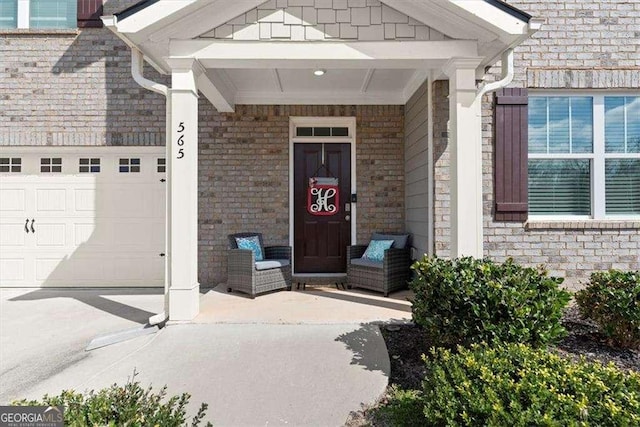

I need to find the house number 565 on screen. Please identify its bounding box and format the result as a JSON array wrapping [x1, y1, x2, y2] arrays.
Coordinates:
[[176, 122, 185, 159]]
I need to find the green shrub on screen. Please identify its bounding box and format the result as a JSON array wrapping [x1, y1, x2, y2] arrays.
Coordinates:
[[575, 269, 640, 349], [419, 343, 640, 426], [372, 386, 424, 427], [13, 372, 212, 427], [410, 256, 570, 347]]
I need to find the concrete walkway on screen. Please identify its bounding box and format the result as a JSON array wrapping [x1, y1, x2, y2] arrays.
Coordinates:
[[0, 286, 408, 426], [197, 284, 412, 324]]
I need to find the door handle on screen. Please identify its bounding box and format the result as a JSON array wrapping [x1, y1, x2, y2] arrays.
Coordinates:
[[30, 219, 35, 233], [345, 215, 350, 222], [25, 219, 30, 233]]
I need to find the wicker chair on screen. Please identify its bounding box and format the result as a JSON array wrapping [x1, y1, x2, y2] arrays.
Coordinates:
[[346, 232, 412, 297], [227, 233, 292, 298]]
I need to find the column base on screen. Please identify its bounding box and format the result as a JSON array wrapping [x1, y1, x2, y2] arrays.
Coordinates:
[[168, 282, 200, 321]]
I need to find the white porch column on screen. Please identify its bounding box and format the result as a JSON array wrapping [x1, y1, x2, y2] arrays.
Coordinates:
[[443, 58, 484, 258], [166, 59, 201, 321]]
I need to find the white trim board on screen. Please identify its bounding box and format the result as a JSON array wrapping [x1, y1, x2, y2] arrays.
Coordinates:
[[288, 116, 357, 274], [0, 146, 165, 155]]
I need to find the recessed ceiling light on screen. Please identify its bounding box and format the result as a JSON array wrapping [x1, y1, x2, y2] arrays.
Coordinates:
[[314, 69, 326, 76]]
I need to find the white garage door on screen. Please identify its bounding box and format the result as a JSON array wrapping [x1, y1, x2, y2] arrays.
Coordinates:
[[0, 148, 166, 287]]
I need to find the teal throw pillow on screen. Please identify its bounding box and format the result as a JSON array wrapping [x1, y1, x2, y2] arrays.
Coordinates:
[[235, 236, 264, 261], [362, 239, 394, 261]]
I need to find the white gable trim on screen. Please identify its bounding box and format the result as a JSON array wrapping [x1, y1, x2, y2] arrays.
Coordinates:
[[170, 40, 478, 69]]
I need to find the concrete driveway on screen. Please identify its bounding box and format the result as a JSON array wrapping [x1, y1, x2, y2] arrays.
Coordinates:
[[0, 288, 163, 403], [0, 286, 406, 426]]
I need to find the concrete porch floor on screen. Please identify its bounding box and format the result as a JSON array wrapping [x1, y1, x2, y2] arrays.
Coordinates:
[[2, 286, 408, 425], [195, 284, 413, 324]]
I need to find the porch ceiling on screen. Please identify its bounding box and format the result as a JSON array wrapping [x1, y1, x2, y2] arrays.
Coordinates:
[[103, 0, 540, 112]]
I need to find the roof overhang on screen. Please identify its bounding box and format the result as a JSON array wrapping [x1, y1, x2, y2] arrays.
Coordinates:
[[102, 0, 541, 111]]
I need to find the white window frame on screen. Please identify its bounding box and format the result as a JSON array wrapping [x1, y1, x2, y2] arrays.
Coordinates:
[[14, 0, 76, 29], [529, 91, 640, 220], [17, 0, 29, 28]]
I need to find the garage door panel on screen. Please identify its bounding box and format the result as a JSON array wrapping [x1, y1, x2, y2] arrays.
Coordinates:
[[0, 188, 26, 213], [35, 223, 66, 246], [114, 255, 163, 281], [74, 188, 96, 212], [112, 188, 153, 218], [150, 220, 165, 246], [35, 257, 64, 282], [113, 220, 163, 247], [73, 221, 113, 247], [150, 189, 165, 216], [0, 259, 25, 282], [35, 256, 109, 284], [36, 188, 66, 212], [0, 222, 27, 246], [70, 257, 111, 282]]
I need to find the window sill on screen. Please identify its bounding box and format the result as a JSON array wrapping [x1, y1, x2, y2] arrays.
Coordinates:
[[0, 29, 79, 36], [525, 219, 640, 230]]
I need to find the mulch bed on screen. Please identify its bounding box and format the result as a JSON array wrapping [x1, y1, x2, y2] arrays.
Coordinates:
[[344, 304, 639, 426]]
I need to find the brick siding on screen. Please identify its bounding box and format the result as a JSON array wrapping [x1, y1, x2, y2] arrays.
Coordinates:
[[0, 28, 167, 146], [198, 103, 404, 286], [431, 0, 640, 288]]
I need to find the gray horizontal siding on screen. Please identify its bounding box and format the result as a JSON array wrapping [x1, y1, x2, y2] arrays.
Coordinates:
[[404, 80, 430, 259]]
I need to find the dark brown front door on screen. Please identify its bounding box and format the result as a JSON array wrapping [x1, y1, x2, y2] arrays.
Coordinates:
[[294, 143, 351, 273]]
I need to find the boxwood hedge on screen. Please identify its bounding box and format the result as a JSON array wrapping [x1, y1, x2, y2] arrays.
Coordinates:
[[576, 269, 640, 349], [410, 256, 571, 347]]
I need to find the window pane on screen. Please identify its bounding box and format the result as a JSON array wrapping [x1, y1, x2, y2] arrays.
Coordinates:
[[548, 97, 570, 153], [0, 0, 17, 29], [314, 127, 331, 136], [30, 0, 76, 29], [605, 97, 626, 153], [529, 96, 593, 154], [628, 97, 640, 153], [529, 159, 591, 215], [571, 97, 593, 153], [296, 127, 312, 137], [606, 159, 640, 214], [528, 97, 547, 153], [605, 96, 640, 153]]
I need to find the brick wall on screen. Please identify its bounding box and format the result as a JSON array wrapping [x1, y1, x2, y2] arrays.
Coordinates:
[[433, 80, 450, 257], [432, 0, 640, 288], [198, 104, 405, 286], [0, 28, 167, 146]]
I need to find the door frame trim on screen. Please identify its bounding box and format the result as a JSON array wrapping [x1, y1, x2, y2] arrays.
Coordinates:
[[289, 116, 357, 274]]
